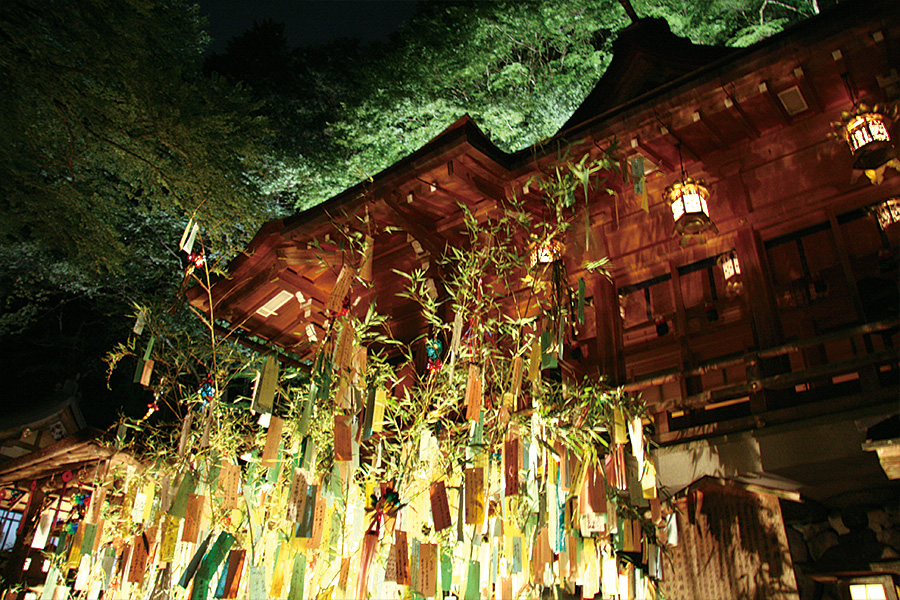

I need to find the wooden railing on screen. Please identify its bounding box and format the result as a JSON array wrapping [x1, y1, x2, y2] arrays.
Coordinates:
[[626, 318, 900, 443]]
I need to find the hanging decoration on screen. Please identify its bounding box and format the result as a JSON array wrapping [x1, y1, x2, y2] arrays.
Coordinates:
[[529, 237, 565, 268], [833, 103, 896, 170], [667, 143, 715, 237], [43, 149, 680, 600], [718, 250, 743, 296], [425, 337, 444, 374], [874, 197, 900, 231]]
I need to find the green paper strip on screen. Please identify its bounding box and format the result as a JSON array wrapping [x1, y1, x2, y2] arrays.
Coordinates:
[[178, 532, 211, 588], [297, 384, 316, 436], [578, 278, 585, 325], [169, 471, 196, 519], [463, 560, 480, 600], [301, 437, 315, 471], [79, 523, 97, 555], [207, 452, 220, 489], [299, 485, 317, 538], [540, 330, 557, 369], [55, 531, 68, 556], [200, 532, 235, 578], [441, 550, 452, 592], [410, 538, 420, 593], [361, 387, 376, 440], [132, 357, 145, 384], [287, 553, 306, 600], [143, 336, 156, 361]]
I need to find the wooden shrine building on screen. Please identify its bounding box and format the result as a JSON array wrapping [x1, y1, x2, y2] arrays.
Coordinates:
[[190, 1, 899, 598]]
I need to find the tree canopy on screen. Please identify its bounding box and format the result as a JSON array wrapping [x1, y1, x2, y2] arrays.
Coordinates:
[[0, 0, 818, 429]]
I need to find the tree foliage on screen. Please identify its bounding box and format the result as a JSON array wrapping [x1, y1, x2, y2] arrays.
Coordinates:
[[0, 0, 271, 275]]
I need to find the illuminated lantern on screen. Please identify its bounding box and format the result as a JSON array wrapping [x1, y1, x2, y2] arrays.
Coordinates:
[[718, 250, 743, 296], [874, 197, 900, 231], [529, 238, 565, 267], [666, 178, 713, 235], [836, 104, 895, 170]]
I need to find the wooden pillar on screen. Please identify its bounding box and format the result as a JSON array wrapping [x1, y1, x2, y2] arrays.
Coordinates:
[[668, 261, 701, 397], [1, 485, 45, 592], [735, 227, 789, 413], [592, 276, 625, 386]]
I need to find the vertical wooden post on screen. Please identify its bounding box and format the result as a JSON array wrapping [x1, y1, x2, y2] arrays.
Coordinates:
[[592, 276, 625, 386], [735, 227, 788, 414], [1, 485, 45, 593]]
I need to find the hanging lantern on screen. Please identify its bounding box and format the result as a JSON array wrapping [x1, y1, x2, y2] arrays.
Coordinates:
[[874, 197, 900, 230], [666, 178, 713, 235], [835, 104, 895, 170], [529, 238, 565, 267], [718, 251, 741, 281], [718, 250, 743, 296]]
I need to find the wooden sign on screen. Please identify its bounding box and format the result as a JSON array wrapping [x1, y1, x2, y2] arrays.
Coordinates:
[[85, 486, 106, 524], [127, 535, 148, 584], [429, 481, 452, 532], [252, 355, 278, 415], [333, 414, 352, 461], [335, 322, 355, 372], [308, 495, 327, 549], [360, 235, 374, 281], [337, 557, 351, 593], [395, 530, 411, 586], [504, 438, 519, 497], [261, 415, 284, 469], [508, 356, 523, 395], [465, 364, 482, 420], [384, 537, 398, 582], [327, 265, 355, 312], [140, 359, 154, 387], [218, 462, 241, 510], [418, 543, 437, 598], [372, 389, 386, 433], [286, 469, 308, 523], [181, 493, 205, 543], [464, 467, 484, 525], [222, 549, 246, 599], [159, 515, 179, 563], [586, 464, 605, 513]]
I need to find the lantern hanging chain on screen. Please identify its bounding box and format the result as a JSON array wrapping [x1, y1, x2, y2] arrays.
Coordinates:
[[677, 143, 686, 182], [840, 71, 858, 109]]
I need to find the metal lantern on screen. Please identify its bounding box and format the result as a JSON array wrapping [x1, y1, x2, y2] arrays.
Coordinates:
[[718, 250, 743, 296], [529, 238, 564, 268], [874, 197, 900, 230], [838, 104, 895, 170], [666, 178, 713, 235], [718, 251, 741, 281]]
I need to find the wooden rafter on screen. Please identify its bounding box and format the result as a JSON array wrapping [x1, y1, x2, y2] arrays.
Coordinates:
[[382, 193, 449, 263]]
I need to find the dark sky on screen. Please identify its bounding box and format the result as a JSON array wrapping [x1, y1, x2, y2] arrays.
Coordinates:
[[198, 0, 420, 53]]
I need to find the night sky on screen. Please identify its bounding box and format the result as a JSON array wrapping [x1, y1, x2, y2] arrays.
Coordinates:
[[198, 0, 420, 52]]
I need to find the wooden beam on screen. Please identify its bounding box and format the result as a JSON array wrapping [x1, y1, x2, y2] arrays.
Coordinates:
[[723, 90, 761, 139], [382, 193, 448, 262], [692, 111, 728, 148], [211, 263, 279, 313], [793, 66, 824, 113], [633, 138, 675, 173], [448, 159, 508, 202], [212, 323, 310, 370], [277, 268, 329, 305], [759, 81, 792, 126]]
